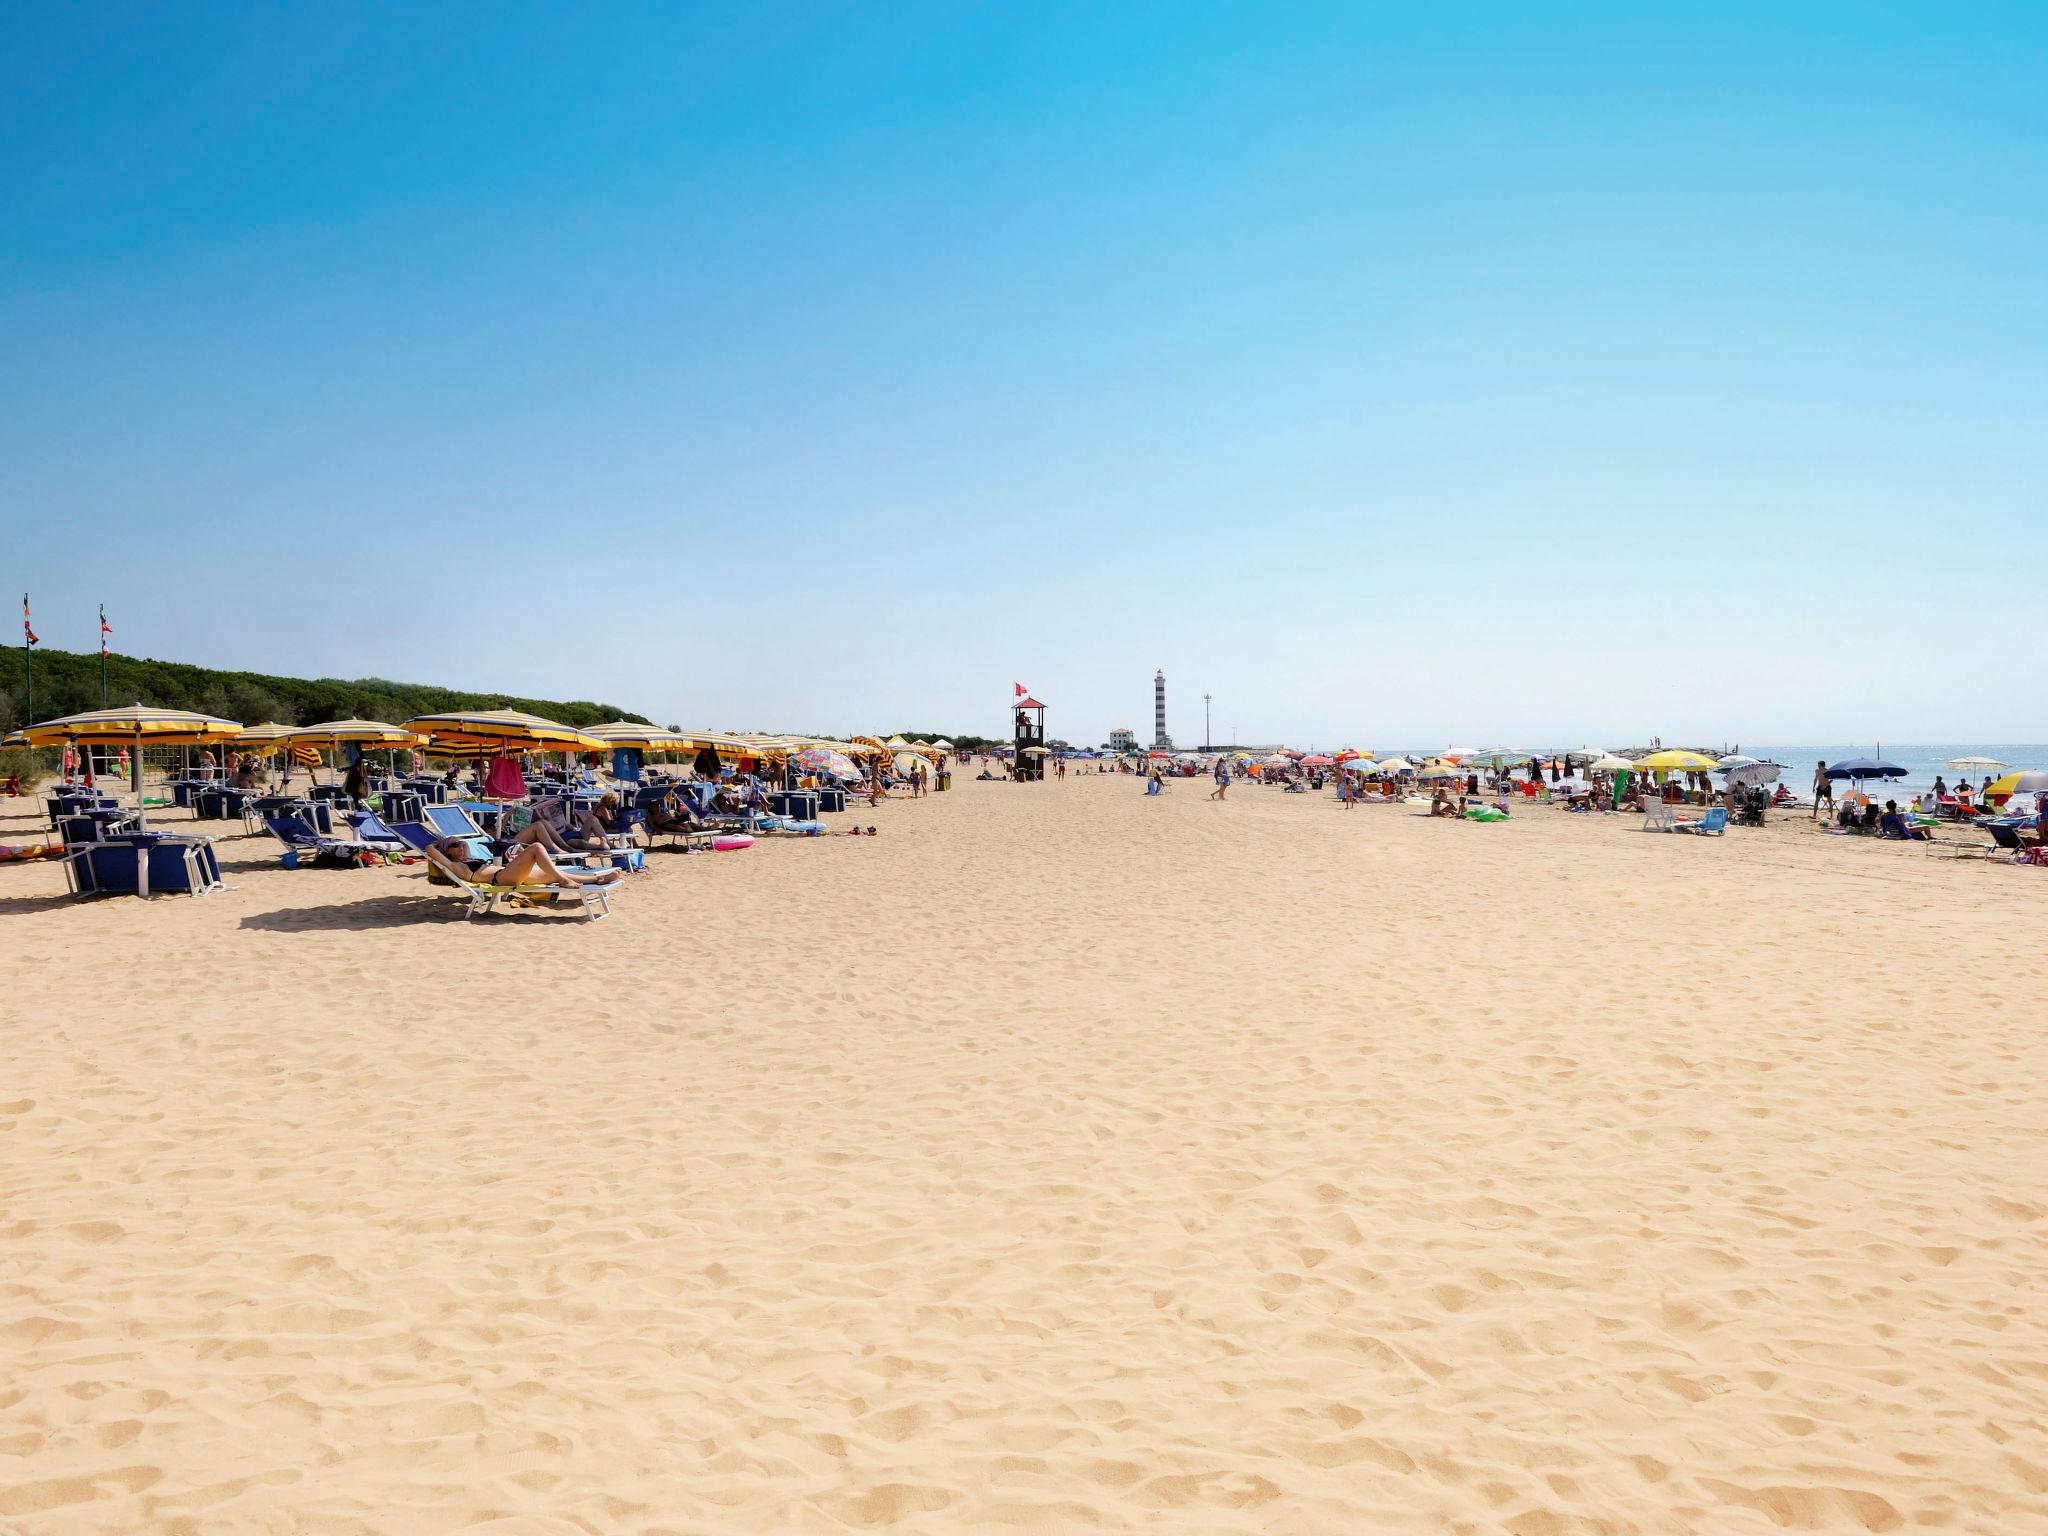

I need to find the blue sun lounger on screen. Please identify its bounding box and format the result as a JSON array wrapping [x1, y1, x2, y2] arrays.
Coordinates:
[[265, 811, 383, 868]]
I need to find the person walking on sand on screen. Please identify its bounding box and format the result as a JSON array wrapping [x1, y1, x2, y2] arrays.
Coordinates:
[[1812, 760, 1834, 822], [1209, 758, 1229, 801]]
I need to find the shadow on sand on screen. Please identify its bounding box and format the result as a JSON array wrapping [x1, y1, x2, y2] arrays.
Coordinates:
[[239, 893, 449, 932]]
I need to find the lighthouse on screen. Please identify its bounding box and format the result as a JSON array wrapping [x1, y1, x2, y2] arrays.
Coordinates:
[[1153, 670, 1172, 749]]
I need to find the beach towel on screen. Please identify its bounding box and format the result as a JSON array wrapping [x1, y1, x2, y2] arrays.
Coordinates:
[[483, 755, 525, 800]]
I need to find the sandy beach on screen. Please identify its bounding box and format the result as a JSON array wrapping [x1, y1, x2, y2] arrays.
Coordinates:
[[3, 774, 2046, 1534]]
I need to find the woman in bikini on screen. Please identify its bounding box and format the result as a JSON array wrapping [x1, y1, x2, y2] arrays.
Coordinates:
[[430, 837, 620, 889]]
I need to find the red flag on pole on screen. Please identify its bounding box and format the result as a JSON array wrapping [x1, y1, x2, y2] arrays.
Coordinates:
[[100, 605, 111, 656], [1014, 682, 1026, 696], [22, 594, 36, 646]]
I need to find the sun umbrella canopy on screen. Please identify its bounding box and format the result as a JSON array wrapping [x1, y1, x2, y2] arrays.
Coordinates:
[[20, 704, 242, 746], [232, 721, 300, 746], [1587, 754, 1635, 773], [287, 719, 422, 747], [402, 709, 603, 751], [1465, 748, 1530, 768], [795, 747, 860, 777], [1260, 753, 1293, 768], [1299, 754, 1335, 766], [1374, 756, 1415, 774], [1986, 770, 2048, 797], [1637, 750, 1720, 772], [1946, 755, 2008, 771], [1725, 762, 1782, 789], [1826, 757, 1907, 781], [578, 721, 690, 751], [1418, 763, 1463, 780]]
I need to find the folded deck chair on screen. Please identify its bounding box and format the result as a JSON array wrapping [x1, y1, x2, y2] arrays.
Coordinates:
[[419, 843, 613, 921]]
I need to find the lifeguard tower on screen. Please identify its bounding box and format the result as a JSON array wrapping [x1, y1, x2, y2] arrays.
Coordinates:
[[1013, 694, 1047, 781]]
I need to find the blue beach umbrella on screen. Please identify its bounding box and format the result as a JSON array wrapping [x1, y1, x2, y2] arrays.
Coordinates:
[[1826, 757, 1907, 782]]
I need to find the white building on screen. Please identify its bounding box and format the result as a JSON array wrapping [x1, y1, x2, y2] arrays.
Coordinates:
[[1108, 727, 1137, 753]]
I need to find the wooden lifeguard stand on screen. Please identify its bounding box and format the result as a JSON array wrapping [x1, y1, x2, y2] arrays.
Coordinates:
[[1013, 695, 1047, 781]]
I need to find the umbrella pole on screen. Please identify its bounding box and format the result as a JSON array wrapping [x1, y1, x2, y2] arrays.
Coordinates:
[[134, 723, 146, 831]]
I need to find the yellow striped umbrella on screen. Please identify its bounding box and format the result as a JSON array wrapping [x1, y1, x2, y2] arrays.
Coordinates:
[[20, 704, 243, 827], [285, 719, 422, 747], [401, 709, 604, 753], [582, 721, 691, 751], [233, 721, 299, 747]]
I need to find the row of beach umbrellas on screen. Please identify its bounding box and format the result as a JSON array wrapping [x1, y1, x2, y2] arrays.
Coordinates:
[[9, 704, 944, 826]]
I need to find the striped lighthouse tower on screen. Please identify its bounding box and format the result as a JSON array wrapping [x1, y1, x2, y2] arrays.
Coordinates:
[[1153, 670, 1171, 749]]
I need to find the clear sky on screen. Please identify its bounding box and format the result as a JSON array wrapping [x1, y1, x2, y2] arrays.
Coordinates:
[[4, 3, 2043, 746]]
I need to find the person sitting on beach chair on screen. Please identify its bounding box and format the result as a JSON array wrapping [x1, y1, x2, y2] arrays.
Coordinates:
[[429, 836, 621, 890], [1877, 800, 1929, 841]]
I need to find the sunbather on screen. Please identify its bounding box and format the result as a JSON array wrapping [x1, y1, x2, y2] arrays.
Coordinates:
[[1877, 801, 1927, 840], [430, 836, 620, 888]]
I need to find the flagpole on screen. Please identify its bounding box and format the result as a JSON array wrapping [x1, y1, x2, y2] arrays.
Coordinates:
[[21, 594, 31, 723], [99, 604, 108, 707]]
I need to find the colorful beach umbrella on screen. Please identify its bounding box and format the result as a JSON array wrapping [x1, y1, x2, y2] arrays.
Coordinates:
[[1300, 754, 1335, 767], [1985, 770, 2048, 798], [795, 747, 860, 778]]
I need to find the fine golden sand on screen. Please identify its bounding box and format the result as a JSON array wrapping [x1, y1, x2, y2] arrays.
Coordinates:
[[3, 775, 2046, 1534]]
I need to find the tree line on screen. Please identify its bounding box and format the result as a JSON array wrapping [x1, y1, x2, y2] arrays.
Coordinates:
[[2, 646, 648, 735]]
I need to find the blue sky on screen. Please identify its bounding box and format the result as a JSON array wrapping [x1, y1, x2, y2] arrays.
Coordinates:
[[4, 2, 2043, 745]]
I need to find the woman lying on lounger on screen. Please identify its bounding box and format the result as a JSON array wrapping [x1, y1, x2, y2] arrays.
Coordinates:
[[429, 836, 621, 888]]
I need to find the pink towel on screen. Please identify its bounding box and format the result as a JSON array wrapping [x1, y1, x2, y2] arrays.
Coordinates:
[[483, 755, 526, 800]]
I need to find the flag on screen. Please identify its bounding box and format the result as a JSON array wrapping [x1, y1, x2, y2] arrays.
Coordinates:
[[22, 594, 36, 646], [99, 604, 111, 656], [1014, 682, 1026, 696]]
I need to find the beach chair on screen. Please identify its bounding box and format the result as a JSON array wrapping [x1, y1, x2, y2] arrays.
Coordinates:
[[343, 810, 411, 853], [264, 811, 383, 868], [1980, 823, 2030, 863], [1640, 801, 1679, 832], [1924, 827, 2000, 860], [420, 802, 498, 859], [1673, 806, 1728, 836], [419, 843, 613, 922]]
